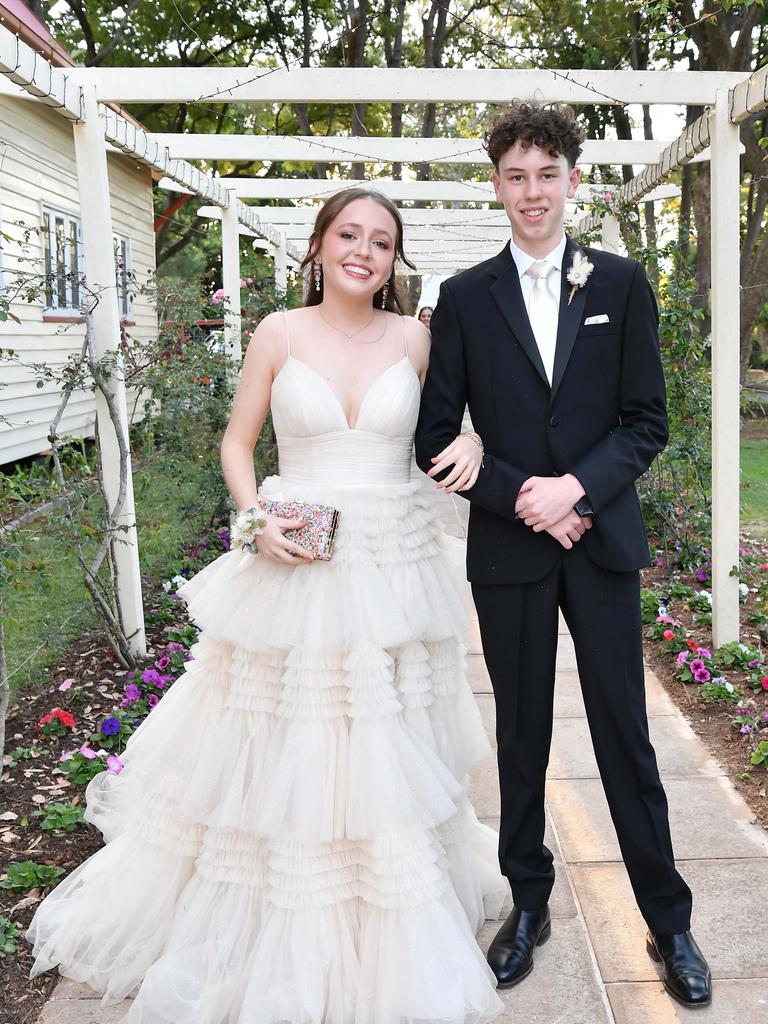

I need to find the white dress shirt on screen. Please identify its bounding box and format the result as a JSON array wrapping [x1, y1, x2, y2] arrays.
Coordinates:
[[509, 234, 567, 312], [508, 235, 567, 384]]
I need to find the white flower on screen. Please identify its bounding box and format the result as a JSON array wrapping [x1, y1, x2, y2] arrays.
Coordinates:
[[566, 249, 594, 304], [724, 681, 734, 693], [232, 508, 268, 549], [696, 590, 713, 605], [739, 582, 749, 596], [657, 605, 666, 618]]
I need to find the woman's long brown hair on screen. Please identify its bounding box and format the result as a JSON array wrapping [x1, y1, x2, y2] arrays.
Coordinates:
[[299, 188, 416, 313]]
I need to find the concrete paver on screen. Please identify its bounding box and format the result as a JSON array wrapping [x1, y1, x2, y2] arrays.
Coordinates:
[[606, 979, 768, 1024]]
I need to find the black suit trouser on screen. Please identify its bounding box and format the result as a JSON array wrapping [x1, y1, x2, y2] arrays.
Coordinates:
[[471, 542, 693, 935]]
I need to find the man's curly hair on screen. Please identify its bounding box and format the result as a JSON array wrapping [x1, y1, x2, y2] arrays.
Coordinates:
[[484, 101, 585, 169]]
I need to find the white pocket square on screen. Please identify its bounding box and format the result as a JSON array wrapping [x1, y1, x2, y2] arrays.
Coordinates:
[[584, 314, 610, 325]]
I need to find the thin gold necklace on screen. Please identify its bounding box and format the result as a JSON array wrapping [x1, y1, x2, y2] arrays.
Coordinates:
[[318, 306, 376, 339]]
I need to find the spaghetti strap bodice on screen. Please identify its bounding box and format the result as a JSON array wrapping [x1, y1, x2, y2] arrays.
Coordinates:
[[271, 316, 420, 487]]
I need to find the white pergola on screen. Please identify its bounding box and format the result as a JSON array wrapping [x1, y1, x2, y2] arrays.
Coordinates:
[[1, 24, 763, 655]]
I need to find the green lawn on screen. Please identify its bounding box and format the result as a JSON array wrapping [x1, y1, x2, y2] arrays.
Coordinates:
[[3, 456, 215, 695], [741, 427, 768, 537]]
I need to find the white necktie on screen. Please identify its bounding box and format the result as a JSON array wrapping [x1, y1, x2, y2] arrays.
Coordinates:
[[525, 260, 559, 385]]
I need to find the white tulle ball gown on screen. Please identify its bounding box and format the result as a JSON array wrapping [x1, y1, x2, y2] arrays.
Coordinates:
[[26, 322, 509, 1024]]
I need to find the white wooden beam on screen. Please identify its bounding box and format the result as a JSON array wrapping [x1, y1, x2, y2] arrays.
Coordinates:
[[274, 233, 288, 301], [77, 67, 748, 106], [151, 133, 726, 166], [600, 214, 621, 254], [0, 23, 82, 120], [72, 84, 145, 656], [221, 195, 242, 362], [729, 62, 768, 125], [710, 89, 742, 646], [215, 207, 509, 226], [212, 178, 681, 204]]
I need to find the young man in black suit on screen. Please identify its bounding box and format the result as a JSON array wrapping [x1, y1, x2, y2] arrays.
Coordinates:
[[414, 102, 712, 1009]]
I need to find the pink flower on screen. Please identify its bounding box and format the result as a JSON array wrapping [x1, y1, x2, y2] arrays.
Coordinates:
[[761, 677, 768, 692], [166, 642, 184, 651], [604, 193, 613, 203], [58, 678, 74, 692], [696, 648, 712, 661], [106, 754, 124, 775], [78, 745, 98, 760], [147, 692, 160, 708], [689, 659, 705, 673], [156, 656, 170, 671], [210, 287, 225, 305], [663, 629, 675, 641], [676, 651, 689, 666], [694, 668, 711, 683]]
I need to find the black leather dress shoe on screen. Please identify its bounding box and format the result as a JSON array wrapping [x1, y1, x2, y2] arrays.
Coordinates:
[[487, 905, 551, 988], [646, 930, 712, 1008]]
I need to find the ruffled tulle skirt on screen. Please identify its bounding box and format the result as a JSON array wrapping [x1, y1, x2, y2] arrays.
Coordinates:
[[27, 476, 509, 1023]]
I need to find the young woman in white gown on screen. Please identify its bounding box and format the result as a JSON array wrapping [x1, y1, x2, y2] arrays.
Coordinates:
[[27, 188, 509, 1024]]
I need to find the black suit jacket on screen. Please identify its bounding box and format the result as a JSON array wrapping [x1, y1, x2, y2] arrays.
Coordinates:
[[414, 235, 668, 585]]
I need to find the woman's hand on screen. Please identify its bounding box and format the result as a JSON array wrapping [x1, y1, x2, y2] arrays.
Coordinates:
[[254, 515, 313, 564], [427, 434, 483, 493]]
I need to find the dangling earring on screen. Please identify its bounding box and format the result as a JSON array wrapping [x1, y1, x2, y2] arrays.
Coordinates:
[[381, 279, 389, 309], [313, 258, 322, 292]]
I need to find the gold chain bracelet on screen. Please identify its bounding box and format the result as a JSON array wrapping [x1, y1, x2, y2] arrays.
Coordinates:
[[460, 430, 485, 468]]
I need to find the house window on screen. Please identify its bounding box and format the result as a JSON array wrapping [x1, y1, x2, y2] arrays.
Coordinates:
[[114, 233, 133, 319], [42, 207, 83, 313]]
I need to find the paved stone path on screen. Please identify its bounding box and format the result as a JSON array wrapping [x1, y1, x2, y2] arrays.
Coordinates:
[[37, 486, 768, 1023]]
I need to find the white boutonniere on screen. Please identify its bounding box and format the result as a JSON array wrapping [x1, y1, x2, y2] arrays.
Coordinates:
[[232, 506, 268, 553], [566, 249, 594, 305]]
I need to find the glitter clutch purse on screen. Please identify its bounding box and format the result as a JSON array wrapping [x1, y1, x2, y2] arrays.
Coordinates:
[[259, 498, 340, 561]]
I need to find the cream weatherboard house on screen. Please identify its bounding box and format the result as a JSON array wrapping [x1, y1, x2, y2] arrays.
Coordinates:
[[0, 0, 157, 465]]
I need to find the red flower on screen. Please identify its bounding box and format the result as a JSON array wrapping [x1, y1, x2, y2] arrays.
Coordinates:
[[761, 677, 768, 692], [686, 639, 699, 652], [759, 564, 768, 570], [38, 713, 52, 726], [663, 629, 675, 641], [51, 709, 75, 728]]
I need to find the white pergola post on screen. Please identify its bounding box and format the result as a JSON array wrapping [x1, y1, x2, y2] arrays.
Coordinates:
[[274, 232, 288, 306], [600, 214, 620, 254], [72, 83, 146, 656], [710, 88, 741, 645], [221, 193, 242, 361]]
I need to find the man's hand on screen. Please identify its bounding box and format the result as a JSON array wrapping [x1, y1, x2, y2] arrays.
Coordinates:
[[546, 510, 593, 550], [515, 474, 587, 531]]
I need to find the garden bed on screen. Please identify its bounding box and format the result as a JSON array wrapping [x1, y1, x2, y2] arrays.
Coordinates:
[[640, 541, 768, 832]]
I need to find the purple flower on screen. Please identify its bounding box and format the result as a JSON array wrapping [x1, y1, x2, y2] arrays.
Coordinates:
[[100, 716, 120, 736], [696, 648, 712, 661], [142, 668, 164, 687], [166, 642, 184, 651], [763, 712, 768, 724], [79, 744, 98, 759], [736, 708, 750, 716], [156, 656, 170, 671], [740, 724, 753, 734], [748, 659, 761, 669], [696, 570, 709, 583], [693, 668, 711, 683], [147, 693, 160, 708], [676, 651, 689, 666], [660, 596, 670, 606], [689, 659, 705, 673], [124, 683, 141, 703]]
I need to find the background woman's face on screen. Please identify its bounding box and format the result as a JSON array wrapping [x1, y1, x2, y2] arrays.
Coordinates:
[[419, 307, 433, 327]]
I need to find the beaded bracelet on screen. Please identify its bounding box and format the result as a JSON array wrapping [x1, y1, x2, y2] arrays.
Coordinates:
[[461, 431, 485, 468]]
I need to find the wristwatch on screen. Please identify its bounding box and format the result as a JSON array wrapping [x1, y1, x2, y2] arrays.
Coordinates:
[[574, 497, 594, 518]]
